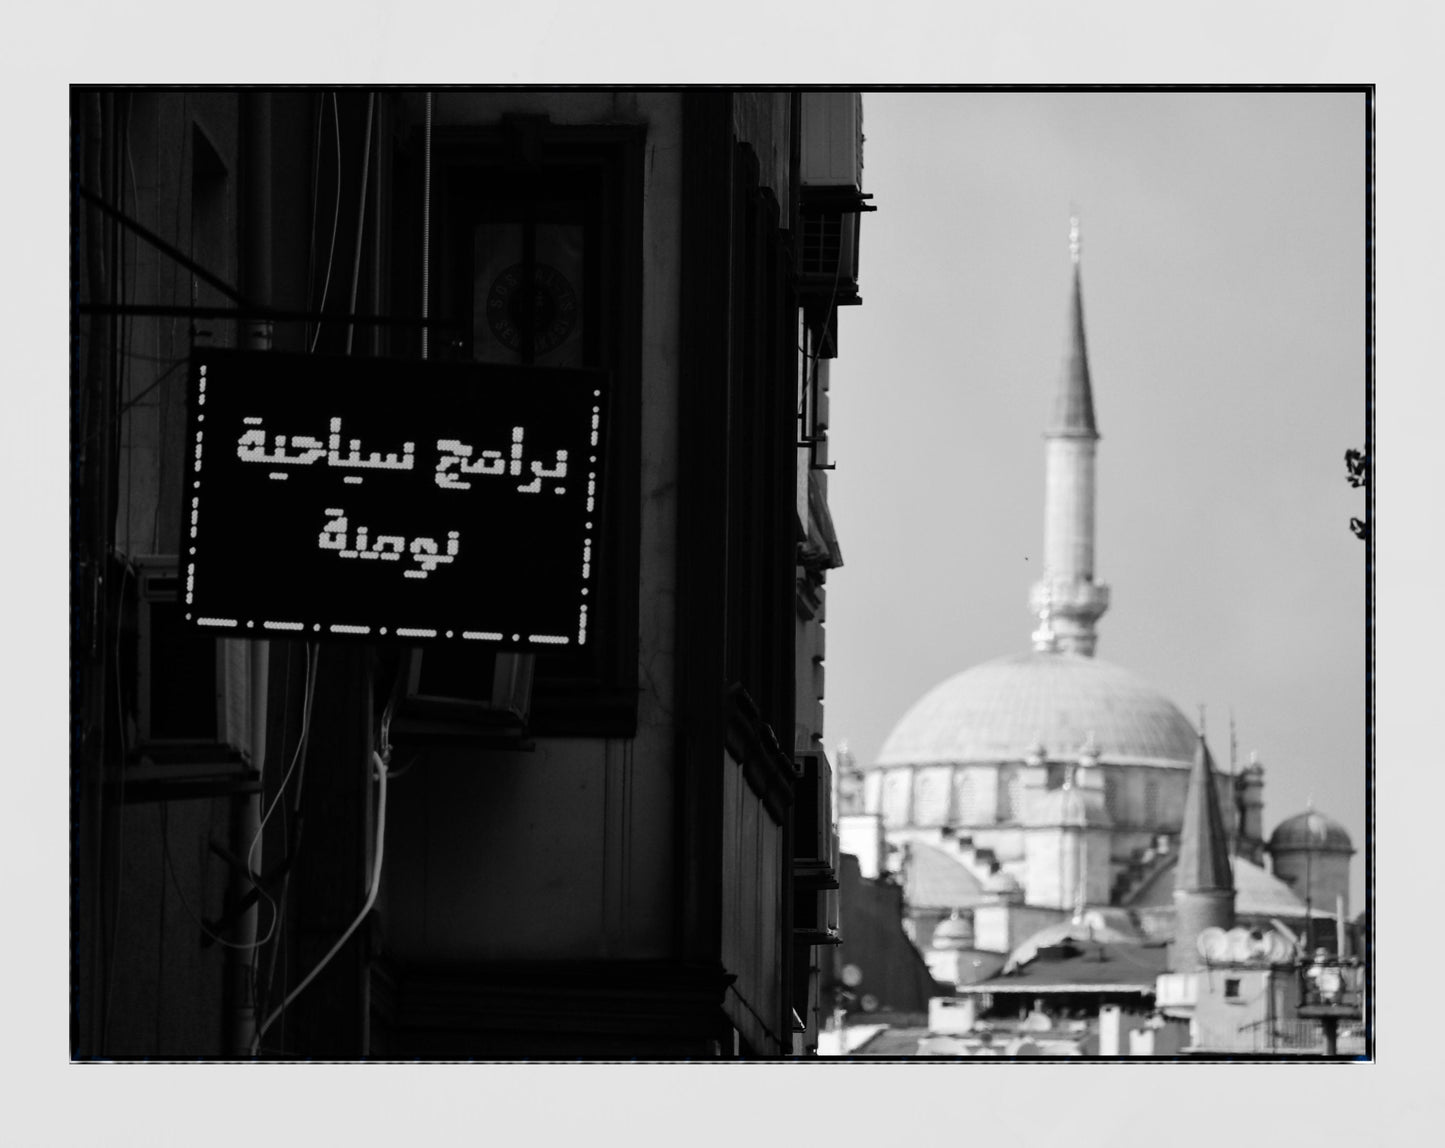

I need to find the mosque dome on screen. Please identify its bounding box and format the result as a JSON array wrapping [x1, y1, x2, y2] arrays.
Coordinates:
[[874, 651, 1197, 769], [1268, 810, 1354, 855]]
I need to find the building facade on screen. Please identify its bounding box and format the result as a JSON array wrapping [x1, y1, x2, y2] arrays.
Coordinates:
[[72, 88, 869, 1059]]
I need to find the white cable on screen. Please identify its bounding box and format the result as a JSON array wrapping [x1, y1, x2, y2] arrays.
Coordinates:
[[208, 642, 315, 956], [246, 644, 316, 889], [251, 750, 389, 1056]]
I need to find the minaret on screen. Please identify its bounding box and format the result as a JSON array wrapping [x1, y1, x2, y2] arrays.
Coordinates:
[[1170, 734, 1236, 973], [1030, 214, 1110, 656]]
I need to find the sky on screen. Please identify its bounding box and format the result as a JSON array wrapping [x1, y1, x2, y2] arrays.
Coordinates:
[[823, 91, 1367, 909]]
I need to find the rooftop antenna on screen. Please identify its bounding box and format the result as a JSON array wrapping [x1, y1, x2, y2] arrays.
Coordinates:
[[1228, 709, 1239, 856]]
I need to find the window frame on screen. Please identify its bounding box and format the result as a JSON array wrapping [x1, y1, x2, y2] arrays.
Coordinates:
[[397, 117, 645, 737]]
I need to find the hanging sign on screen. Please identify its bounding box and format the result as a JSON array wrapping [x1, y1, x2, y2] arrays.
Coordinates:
[[181, 349, 607, 649]]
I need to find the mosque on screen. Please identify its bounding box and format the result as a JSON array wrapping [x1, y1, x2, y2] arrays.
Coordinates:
[[831, 222, 1357, 1051]]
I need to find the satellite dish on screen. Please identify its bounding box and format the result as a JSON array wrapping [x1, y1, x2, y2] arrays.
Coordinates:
[[1197, 926, 1228, 962], [841, 963, 864, 988], [1260, 931, 1293, 965], [860, 993, 879, 1013]]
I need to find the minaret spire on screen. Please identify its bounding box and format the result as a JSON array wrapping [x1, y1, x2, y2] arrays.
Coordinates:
[[1030, 212, 1110, 655]]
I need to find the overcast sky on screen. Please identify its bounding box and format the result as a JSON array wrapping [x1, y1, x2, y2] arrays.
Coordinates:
[[825, 91, 1367, 908]]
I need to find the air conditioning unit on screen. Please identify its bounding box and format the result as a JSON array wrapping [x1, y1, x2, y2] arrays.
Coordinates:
[[131, 555, 253, 767], [801, 92, 863, 190], [388, 646, 534, 746], [798, 92, 872, 310]]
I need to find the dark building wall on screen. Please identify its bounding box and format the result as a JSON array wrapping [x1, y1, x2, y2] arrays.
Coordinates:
[[828, 854, 944, 1016], [74, 89, 252, 1058], [74, 87, 856, 1060]]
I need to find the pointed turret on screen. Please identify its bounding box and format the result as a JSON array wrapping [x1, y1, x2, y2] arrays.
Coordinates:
[[1030, 213, 1110, 655], [1170, 734, 1237, 972], [1177, 735, 1235, 893]]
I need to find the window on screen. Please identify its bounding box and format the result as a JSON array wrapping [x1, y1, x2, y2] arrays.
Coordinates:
[[403, 118, 644, 736], [1224, 978, 1241, 1000], [954, 769, 986, 825], [881, 769, 912, 828], [1143, 777, 1161, 827], [1104, 773, 1122, 822], [997, 766, 1024, 823]]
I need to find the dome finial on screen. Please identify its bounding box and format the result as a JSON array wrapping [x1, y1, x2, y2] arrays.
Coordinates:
[[1069, 207, 1081, 265]]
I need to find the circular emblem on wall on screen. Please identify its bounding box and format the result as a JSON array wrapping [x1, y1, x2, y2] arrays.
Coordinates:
[[485, 262, 579, 355]]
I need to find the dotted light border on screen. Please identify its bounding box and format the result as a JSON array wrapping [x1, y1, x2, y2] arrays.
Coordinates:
[[189, 358, 595, 648]]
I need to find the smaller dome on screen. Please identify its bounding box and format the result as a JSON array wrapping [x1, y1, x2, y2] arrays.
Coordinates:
[[1269, 810, 1354, 855], [932, 912, 975, 951], [983, 869, 1023, 903]]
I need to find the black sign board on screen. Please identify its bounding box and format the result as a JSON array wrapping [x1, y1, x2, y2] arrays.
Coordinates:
[[182, 349, 607, 650]]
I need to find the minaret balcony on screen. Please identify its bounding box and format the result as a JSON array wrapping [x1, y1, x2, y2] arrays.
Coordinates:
[[1029, 579, 1110, 622]]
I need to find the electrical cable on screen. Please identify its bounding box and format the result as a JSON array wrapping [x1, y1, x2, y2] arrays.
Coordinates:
[[304, 93, 324, 351], [252, 642, 319, 1034], [100, 93, 135, 1053], [153, 646, 319, 960], [158, 103, 187, 559], [344, 92, 376, 356], [245, 644, 317, 895], [157, 794, 268, 952], [254, 640, 296, 1022], [421, 91, 433, 360], [252, 688, 283, 1031], [117, 357, 186, 415], [81, 89, 110, 1054], [251, 749, 389, 1055], [309, 93, 342, 354], [75, 354, 184, 449], [100, 560, 131, 1051]]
